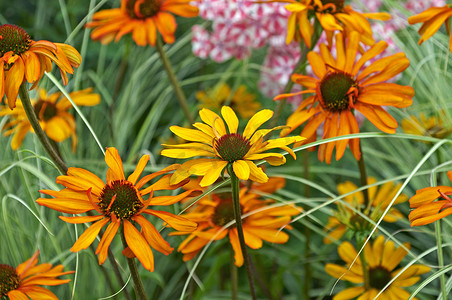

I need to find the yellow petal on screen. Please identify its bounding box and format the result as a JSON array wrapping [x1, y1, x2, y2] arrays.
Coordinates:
[[243, 109, 273, 139], [221, 106, 238, 134], [232, 160, 250, 180]]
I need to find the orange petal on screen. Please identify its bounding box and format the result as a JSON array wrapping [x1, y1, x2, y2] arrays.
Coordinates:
[[96, 220, 120, 264], [105, 147, 125, 181], [70, 218, 109, 252], [127, 154, 150, 185], [5, 56, 25, 109], [134, 215, 174, 255], [146, 210, 197, 231], [123, 220, 154, 272]]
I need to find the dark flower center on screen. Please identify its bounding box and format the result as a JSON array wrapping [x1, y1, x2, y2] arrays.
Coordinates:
[[211, 198, 242, 227], [215, 133, 251, 162], [125, 0, 161, 19], [0, 24, 32, 56], [318, 71, 357, 112], [0, 264, 20, 297], [369, 266, 392, 290], [33, 100, 58, 121], [98, 180, 143, 220], [320, 0, 345, 12]]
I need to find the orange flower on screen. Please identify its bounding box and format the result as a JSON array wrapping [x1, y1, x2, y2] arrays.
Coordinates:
[[37, 147, 199, 272], [86, 0, 199, 46], [0, 24, 81, 109], [409, 171, 452, 226], [408, 5, 452, 52], [262, 0, 390, 47], [171, 186, 301, 266], [275, 31, 414, 164], [0, 88, 100, 150], [0, 250, 73, 299]]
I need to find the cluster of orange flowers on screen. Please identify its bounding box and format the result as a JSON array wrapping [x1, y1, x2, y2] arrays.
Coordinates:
[[2, 0, 452, 298]]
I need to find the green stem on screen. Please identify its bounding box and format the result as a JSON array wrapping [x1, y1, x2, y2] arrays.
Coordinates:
[[155, 35, 195, 125], [120, 227, 149, 300], [227, 164, 257, 300], [270, 19, 323, 128], [19, 84, 68, 174], [435, 220, 447, 300], [357, 143, 370, 210], [302, 151, 311, 299], [357, 238, 370, 289], [107, 247, 133, 300]]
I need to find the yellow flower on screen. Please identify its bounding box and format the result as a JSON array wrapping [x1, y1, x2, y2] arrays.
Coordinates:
[[409, 171, 452, 226], [196, 83, 261, 119], [401, 112, 451, 140], [0, 24, 81, 109], [0, 250, 73, 299], [325, 236, 430, 299], [161, 106, 305, 187], [408, 5, 452, 52], [275, 31, 413, 164], [37, 147, 199, 272], [171, 186, 301, 266], [0, 88, 100, 150], [263, 0, 390, 47], [324, 177, 408, 244], [86, 0, 199, 46]]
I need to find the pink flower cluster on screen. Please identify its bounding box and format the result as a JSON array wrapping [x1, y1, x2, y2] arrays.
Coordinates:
[[192, 0, 301, 99]]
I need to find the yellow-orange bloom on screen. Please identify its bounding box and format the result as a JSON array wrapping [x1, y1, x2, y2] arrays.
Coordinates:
[[324, 177, 407, 244], [401, 112, 452, 140], [86, 0, 199, 46], [0, 24, 81, 109], [161, 106, 305, 187], [196, 83, 261, 119], [275, 32, 414, 164], [0, 250, 73, 299], [409, 171, 452, 226], [408, 5, 452, 52], [0, 88, 100, 150], [171, 184, 301, 266], [325, 236, 430, 299], [263, 0, 390, 47], [37, 147, 199, 272]]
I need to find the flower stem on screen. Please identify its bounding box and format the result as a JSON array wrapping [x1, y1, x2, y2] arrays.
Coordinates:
[[435, 220, 447, 300], [155, 35, 195, 125], [357, 143, 370, 210], [357, 238, 370, 289], [120, 227, 149, 300], [18, 83, 68, 174], [227, 164, 257, 300], [302, 151, 312, 299]]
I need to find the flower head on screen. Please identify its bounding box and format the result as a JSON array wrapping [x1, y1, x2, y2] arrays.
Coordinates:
[[263, 0, 390, 47], [0, 250, 73, 299], [401, 112, 452, 140], [196, 83, 261, 119], [408, 171, 452, 226], [37, 147, 199, 272], [408, 5, 452, 52], [86, 0, 199, 46], [326, 236, 430, 299], [171, 184, 301, 266], [161, 106, 305, 187], [0, 24, 81, 109], [0, 88, 100, 150], [324, 177, 408, 244], [275, 32, 414, 164]]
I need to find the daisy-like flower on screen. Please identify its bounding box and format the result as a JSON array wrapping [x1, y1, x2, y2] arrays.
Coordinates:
[[326, 236, 430, 299], [0, 88, 100, 150], [324, 177, 408, 244], [263, 0, 390, 47], [0, 24, 81, 109], [275, 32, 414, 164], [408, 5, 452, 52], [196, 83, 261, 119], [0, 250, 74, 299], [37, 147, 199, 272], [408, 171, 452, 226], [86, 0, 199, 46], [401, 112, 451, 140], [171, 186, 301, 266], [161, 106, 305, 187]]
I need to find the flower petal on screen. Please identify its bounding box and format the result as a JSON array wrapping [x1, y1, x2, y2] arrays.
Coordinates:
[[124, 220, 154, 272]]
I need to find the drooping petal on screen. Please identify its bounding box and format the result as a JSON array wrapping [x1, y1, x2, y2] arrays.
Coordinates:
[[123, 220, 154, 272], [71, 218, 110, 252]]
